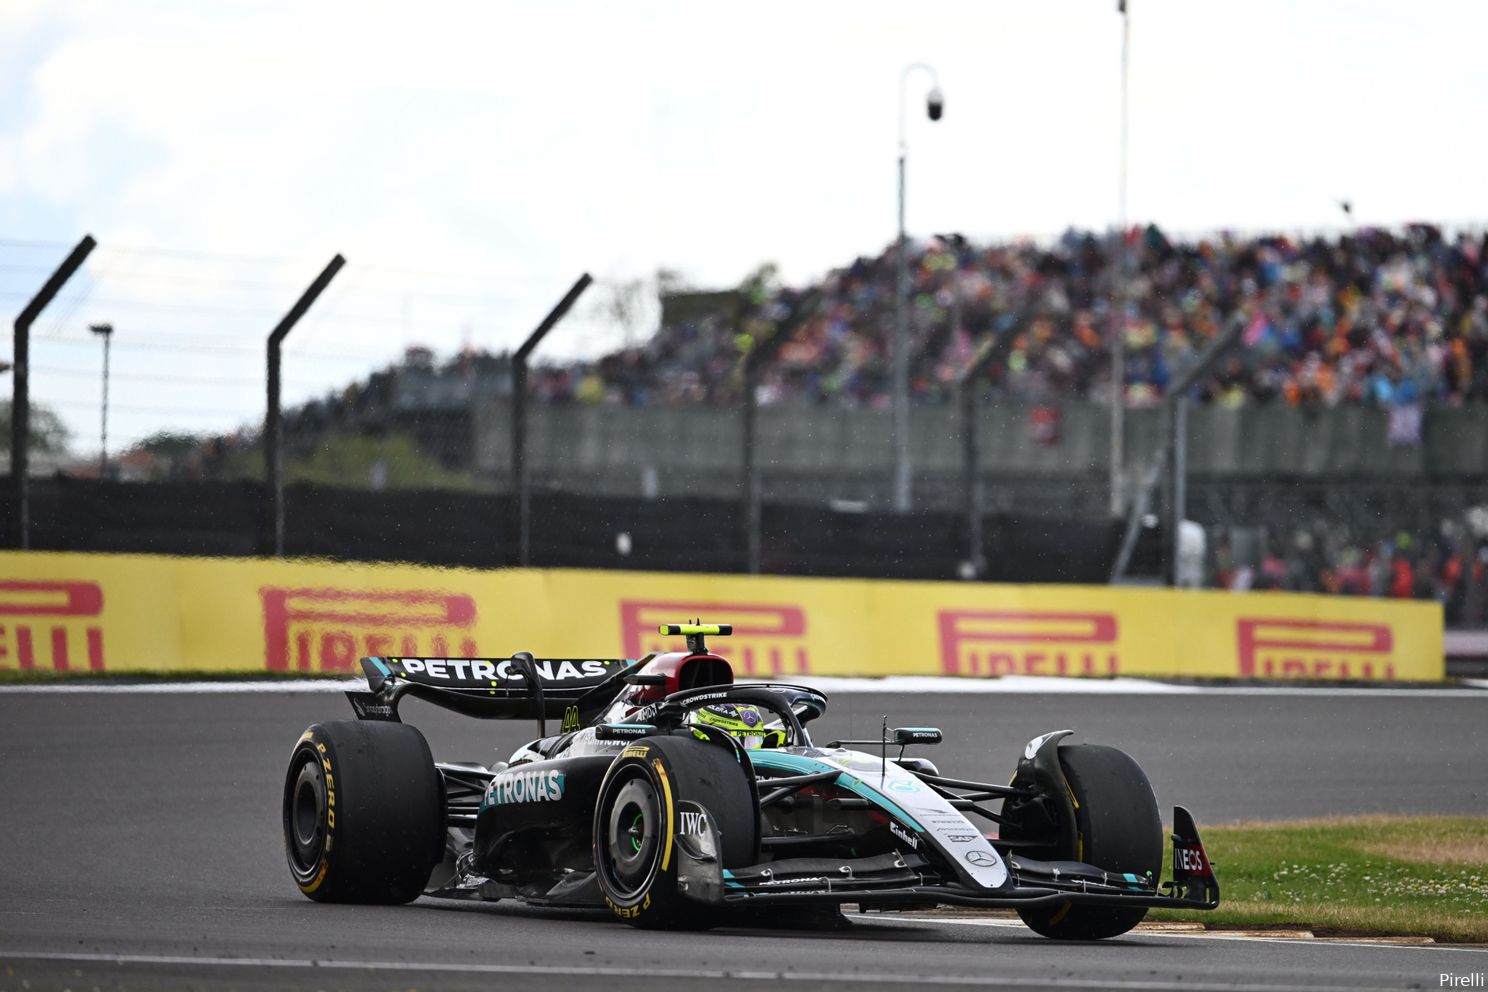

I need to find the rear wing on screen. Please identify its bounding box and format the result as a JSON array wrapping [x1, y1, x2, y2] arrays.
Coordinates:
[[346, 652, 642, 730]]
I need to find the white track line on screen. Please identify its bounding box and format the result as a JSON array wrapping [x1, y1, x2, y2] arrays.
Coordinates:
[[881, 916, 1488, 954], [0, 950, 1418, 992], [1, 674, 1484, 697]]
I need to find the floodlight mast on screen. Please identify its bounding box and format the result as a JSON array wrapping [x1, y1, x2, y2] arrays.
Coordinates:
[[893, 62, 944, 513], [1110, 0, 1132, 519]]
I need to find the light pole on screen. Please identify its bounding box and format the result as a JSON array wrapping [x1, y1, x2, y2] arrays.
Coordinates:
[[90, 322, 113, 479], [894, 62, 944, 513], [1109, 0, 1131, 518]]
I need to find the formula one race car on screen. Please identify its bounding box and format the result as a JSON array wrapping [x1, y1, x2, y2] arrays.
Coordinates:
[[282, 624, 1219, 938]]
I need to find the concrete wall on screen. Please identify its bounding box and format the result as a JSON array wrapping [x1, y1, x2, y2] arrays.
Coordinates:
[[472, 400, 1488, 506]]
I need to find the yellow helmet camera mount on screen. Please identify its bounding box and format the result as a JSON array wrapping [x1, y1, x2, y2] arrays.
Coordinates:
[[657, 621, 733, 656]]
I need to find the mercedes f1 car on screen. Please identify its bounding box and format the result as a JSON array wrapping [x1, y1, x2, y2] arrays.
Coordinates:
[[283, 624, 1219, 938]]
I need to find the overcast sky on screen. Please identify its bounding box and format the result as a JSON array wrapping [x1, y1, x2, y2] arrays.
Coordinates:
[[4, 0, 1487, 452]]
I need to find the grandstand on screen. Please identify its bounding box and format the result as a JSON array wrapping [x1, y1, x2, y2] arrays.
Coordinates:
[[10, 224, 1488, 619], [547, 223, 1488, 411], [236, 222, 1488, 423]]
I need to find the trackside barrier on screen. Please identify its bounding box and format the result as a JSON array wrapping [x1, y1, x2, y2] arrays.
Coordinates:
[[0, 552, 1444, 681]]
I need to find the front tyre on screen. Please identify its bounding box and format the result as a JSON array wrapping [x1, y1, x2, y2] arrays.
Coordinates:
[[593, 735, 756, 929], [283, 720, 444, 904], [1018, 744, 1162, 940]]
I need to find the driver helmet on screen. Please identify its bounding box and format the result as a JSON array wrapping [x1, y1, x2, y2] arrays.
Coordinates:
[[688, 702, 786, 750]]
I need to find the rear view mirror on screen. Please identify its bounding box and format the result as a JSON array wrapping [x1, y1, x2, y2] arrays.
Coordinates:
[[895, 727, 942, 746]]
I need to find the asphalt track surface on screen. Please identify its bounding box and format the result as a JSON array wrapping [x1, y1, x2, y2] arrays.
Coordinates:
[[2, 686, 1487, 991]]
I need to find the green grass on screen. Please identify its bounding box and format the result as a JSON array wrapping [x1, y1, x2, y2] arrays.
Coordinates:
[[1150, 815, 1488, 942]]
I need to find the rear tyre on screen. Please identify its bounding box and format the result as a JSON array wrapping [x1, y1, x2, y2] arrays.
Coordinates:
[[1017, 744, 1162, 940], [593, 735, 757, 929], [283, 720, 445, 904]]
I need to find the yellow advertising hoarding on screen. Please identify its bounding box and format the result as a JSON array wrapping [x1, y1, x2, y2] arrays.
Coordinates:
[[0, 551, 1444, 681]]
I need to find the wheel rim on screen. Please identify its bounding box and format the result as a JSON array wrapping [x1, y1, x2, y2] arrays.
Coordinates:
[[599, 772, 662, 901], [286, 751, 327, 876]]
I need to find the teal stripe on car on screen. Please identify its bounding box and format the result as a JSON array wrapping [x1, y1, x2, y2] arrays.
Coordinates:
[[749, 751, 923, 831]]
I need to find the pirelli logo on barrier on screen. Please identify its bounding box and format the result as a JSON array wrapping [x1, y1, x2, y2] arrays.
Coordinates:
[[261, 587, 479, 672], [938, 610, 1119, 677], [0, 580, 106, 672], [619, 600, 809, 675], [1236, 618, 1396, 680]]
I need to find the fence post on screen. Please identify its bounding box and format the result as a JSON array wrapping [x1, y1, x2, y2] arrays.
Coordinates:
[[511, 274, 592, 567], [1110, 312, 1245, 583], [954, 327, 1018, 578], [265, 254, 345, 557], [11, 235, 96, 549], [1167, 395, 1189, 583], [743, 360, 760, 574], [740, 292, 821, 574]]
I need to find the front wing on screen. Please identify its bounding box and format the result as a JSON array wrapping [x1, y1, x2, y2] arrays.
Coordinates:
[[676, 806, 1220, 913]]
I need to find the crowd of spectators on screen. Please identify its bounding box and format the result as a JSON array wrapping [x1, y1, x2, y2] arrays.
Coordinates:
[[1209, 515, 1488, 625], [144, 224, 1488, 618], [236, 223, 1488, 416], [527, 223, 1488, 412]]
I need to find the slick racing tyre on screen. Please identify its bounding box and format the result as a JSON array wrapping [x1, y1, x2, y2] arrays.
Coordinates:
[[1017, 744, 1162, 940], [283, 720, 445, 904], [593, 734, 757, 929]]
